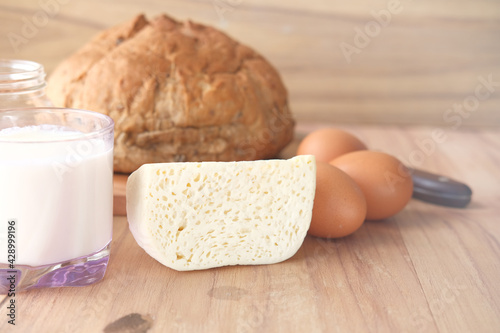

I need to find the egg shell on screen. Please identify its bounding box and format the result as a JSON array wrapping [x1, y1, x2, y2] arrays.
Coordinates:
[[309, 162, 367, 238], [297, 128, 367, 163], [330, 151, 413, 220]]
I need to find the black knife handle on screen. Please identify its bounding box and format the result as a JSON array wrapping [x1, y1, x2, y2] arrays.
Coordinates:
[[410, 168, 472, 208]]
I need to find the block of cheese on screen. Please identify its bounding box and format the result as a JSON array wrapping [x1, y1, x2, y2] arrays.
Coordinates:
[[126, 156, 316, 271]]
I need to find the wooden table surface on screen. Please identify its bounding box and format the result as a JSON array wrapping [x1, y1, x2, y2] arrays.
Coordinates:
[[1, 124, 499, 333]]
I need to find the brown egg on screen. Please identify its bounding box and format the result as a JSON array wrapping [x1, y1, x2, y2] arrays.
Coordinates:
[[309, 162, 367, 238], [330, 151, 413, 220], [297, 128, 367, 163]]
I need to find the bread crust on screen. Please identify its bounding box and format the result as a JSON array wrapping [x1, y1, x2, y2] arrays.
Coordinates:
[[47, 14, 295, 173]]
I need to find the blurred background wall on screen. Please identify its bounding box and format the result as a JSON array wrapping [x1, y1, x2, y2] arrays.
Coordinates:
[[1, 0, 499, 126]]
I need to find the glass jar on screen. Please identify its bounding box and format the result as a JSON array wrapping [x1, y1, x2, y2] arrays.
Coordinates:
[[0, 59, 53, 109], [0, 107, 114, 292]]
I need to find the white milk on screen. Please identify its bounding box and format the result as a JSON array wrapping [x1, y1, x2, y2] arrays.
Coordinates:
[[0, 125, 113, 266]]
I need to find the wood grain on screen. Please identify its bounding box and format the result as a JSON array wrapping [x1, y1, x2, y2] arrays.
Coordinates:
[[0, 0, 499, 126], [113, 173, 128, 217], [1, 125, 499, 333]]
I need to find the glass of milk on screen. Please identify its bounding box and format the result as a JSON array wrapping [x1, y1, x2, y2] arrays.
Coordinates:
[[0, 107, 114, 292]]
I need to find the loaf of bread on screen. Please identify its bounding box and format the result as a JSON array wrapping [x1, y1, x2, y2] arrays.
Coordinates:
[[47, 14, 294, 173], [126, 156, 316, 271]]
